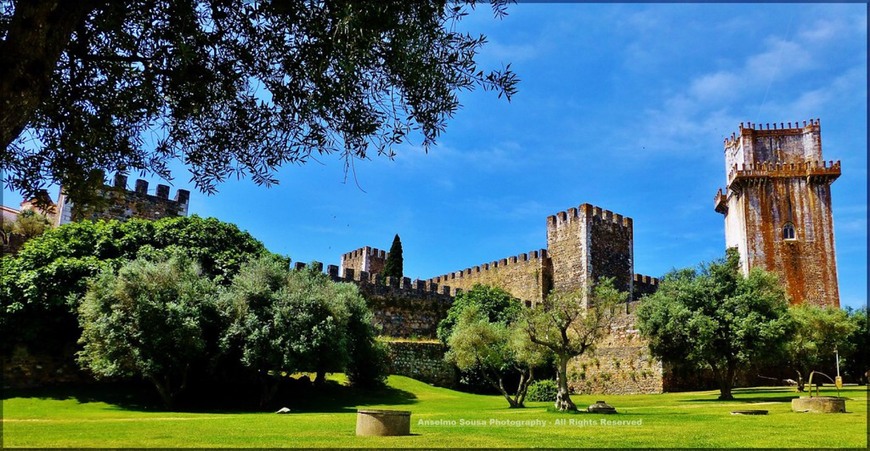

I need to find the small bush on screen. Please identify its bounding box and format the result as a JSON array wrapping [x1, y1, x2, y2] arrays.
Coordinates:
[[526, 379, 558, 402]]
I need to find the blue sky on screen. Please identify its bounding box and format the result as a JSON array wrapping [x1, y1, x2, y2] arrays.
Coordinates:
[[3, 3, 867, 309]]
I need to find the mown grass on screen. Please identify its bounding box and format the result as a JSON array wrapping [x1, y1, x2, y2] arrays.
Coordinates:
[[2, 375, 867, 448]]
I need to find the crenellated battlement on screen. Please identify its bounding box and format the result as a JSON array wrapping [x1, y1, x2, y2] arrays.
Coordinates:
[[425, 249, 549, 287], [341, 245, 388, 261], [726, 160, 841, 187], [632, 273, 660, 286], [55, 172, 190, 226], [546, 203, 632, 229], [295, 262, 457, 300], [725, 118, 821, 148]]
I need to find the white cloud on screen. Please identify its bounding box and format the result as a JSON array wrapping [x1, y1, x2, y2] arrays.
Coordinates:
[[689, 72, 742, 102]]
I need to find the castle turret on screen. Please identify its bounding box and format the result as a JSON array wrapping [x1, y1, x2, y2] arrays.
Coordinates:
[[546, 203, 634, 306], [715, 119, 840, 306]]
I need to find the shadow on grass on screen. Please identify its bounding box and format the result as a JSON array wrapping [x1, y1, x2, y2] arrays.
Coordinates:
[[677, 387, 804, 403], [2, 378, 417, 414]]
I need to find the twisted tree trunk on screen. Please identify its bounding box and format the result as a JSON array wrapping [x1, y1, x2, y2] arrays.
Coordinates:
[[0, 0, 99, 151]]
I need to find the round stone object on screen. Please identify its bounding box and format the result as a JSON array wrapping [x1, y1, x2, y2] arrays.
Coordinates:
[[791, 396, 846, 413], [356, 410, 412, 436], [587, 400, 617, 414]]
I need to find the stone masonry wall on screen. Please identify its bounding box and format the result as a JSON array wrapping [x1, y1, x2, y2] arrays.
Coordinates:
[[426, 250, 551, 304], [546, 206, 589, 294], [57, 173, 189, 226], [324, 264, 454, 339], [341, 246, 388, 277], [384, 340, 456, 387], [588, 211, 634, 294], [568, 302, 664, 395]]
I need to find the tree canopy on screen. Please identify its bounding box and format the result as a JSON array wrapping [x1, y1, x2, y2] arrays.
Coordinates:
[[220, 256, 386, 404], [785, 304, 858, 391], [1, 0, 517, 206], [77, 254, 221, 408], [445, 304, 547, 408], [0, 215, 271, 352], [636, 248, 792, 400], [437, 283, 521, 344]]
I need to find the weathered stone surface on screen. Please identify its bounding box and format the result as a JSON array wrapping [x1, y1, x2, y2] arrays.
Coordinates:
[[55, 175, 189, 226], [569, 302, 664, 395], [356, 410, 411, 436], [717, 119, 840, 307], [587, 400, 617, 414], [384, 340, 456, 387], [791, 396, 846, 413]]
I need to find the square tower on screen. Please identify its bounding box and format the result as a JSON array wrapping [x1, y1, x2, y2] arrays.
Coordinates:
[[546, 204, 634, 306], [340, 246, 388, 276], [714, 119, 840, 307]]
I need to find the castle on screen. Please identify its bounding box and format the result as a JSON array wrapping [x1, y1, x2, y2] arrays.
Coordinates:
[[335, 119, 841, 393]]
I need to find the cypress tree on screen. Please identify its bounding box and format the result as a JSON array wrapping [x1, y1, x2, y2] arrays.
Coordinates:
[[383, 234, 403, 278]]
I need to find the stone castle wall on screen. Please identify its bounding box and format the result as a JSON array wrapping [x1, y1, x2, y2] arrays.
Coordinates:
[[56, 173, 189, 226], [384, 340, 456, 387], [568, 302, 664, 395], [322, 264, 455, 339], [426, 249, 552, 305]]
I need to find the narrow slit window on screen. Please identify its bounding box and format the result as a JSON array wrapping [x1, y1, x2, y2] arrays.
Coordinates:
[[783, 222, 796, 240]]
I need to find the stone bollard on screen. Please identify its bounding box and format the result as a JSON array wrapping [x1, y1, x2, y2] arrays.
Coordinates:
[[355, 410, 411, 436]]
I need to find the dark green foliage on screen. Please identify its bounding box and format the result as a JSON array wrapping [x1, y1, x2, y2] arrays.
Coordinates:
[[221, 257, 387, 403], [77, 254, 221, 409], [636, 248, 792, 400], [842, 307, 868, 384], [382, 234, 403, 279], [0, 215, 271, 352], [2, 1, 518, 207], [437, 284, 521, 344], [526, 379, 558, 402], [785, 304, 857, 390]]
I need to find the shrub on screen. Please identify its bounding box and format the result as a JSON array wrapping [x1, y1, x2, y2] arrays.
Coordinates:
[[526, 379, 558, 402]]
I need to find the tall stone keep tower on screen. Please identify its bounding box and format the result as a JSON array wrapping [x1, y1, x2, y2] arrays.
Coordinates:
[[546, 203, 634, 306], [714, 119, 840, 307]]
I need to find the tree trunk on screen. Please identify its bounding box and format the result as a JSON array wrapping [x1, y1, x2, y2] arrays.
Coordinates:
[[555, 355, 576, 411], [314, 369, 326, 386], [514, 368, 534, 407], [717, 363, 736, 400], [149, 375, 174, 410], [0, 0, 99, 151]]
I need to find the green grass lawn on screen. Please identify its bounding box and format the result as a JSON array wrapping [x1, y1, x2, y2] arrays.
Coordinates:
[[3, 376, 867, 448]]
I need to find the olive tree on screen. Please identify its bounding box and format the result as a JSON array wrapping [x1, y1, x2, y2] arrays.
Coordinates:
[[220, 257, 386, 405], [636, 248, 792, 400], [785, 304, 857, 391], [521, 278, 625, 411], [77, 254, 221, 409], [445, 305, 548, 408]]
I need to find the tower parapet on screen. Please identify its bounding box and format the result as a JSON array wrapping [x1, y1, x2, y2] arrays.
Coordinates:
[[340, 245, 389, 276], [55, 172, 190, 226]]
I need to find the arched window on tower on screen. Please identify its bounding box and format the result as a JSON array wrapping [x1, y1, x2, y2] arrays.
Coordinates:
[[783, 222, 796, 240]]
